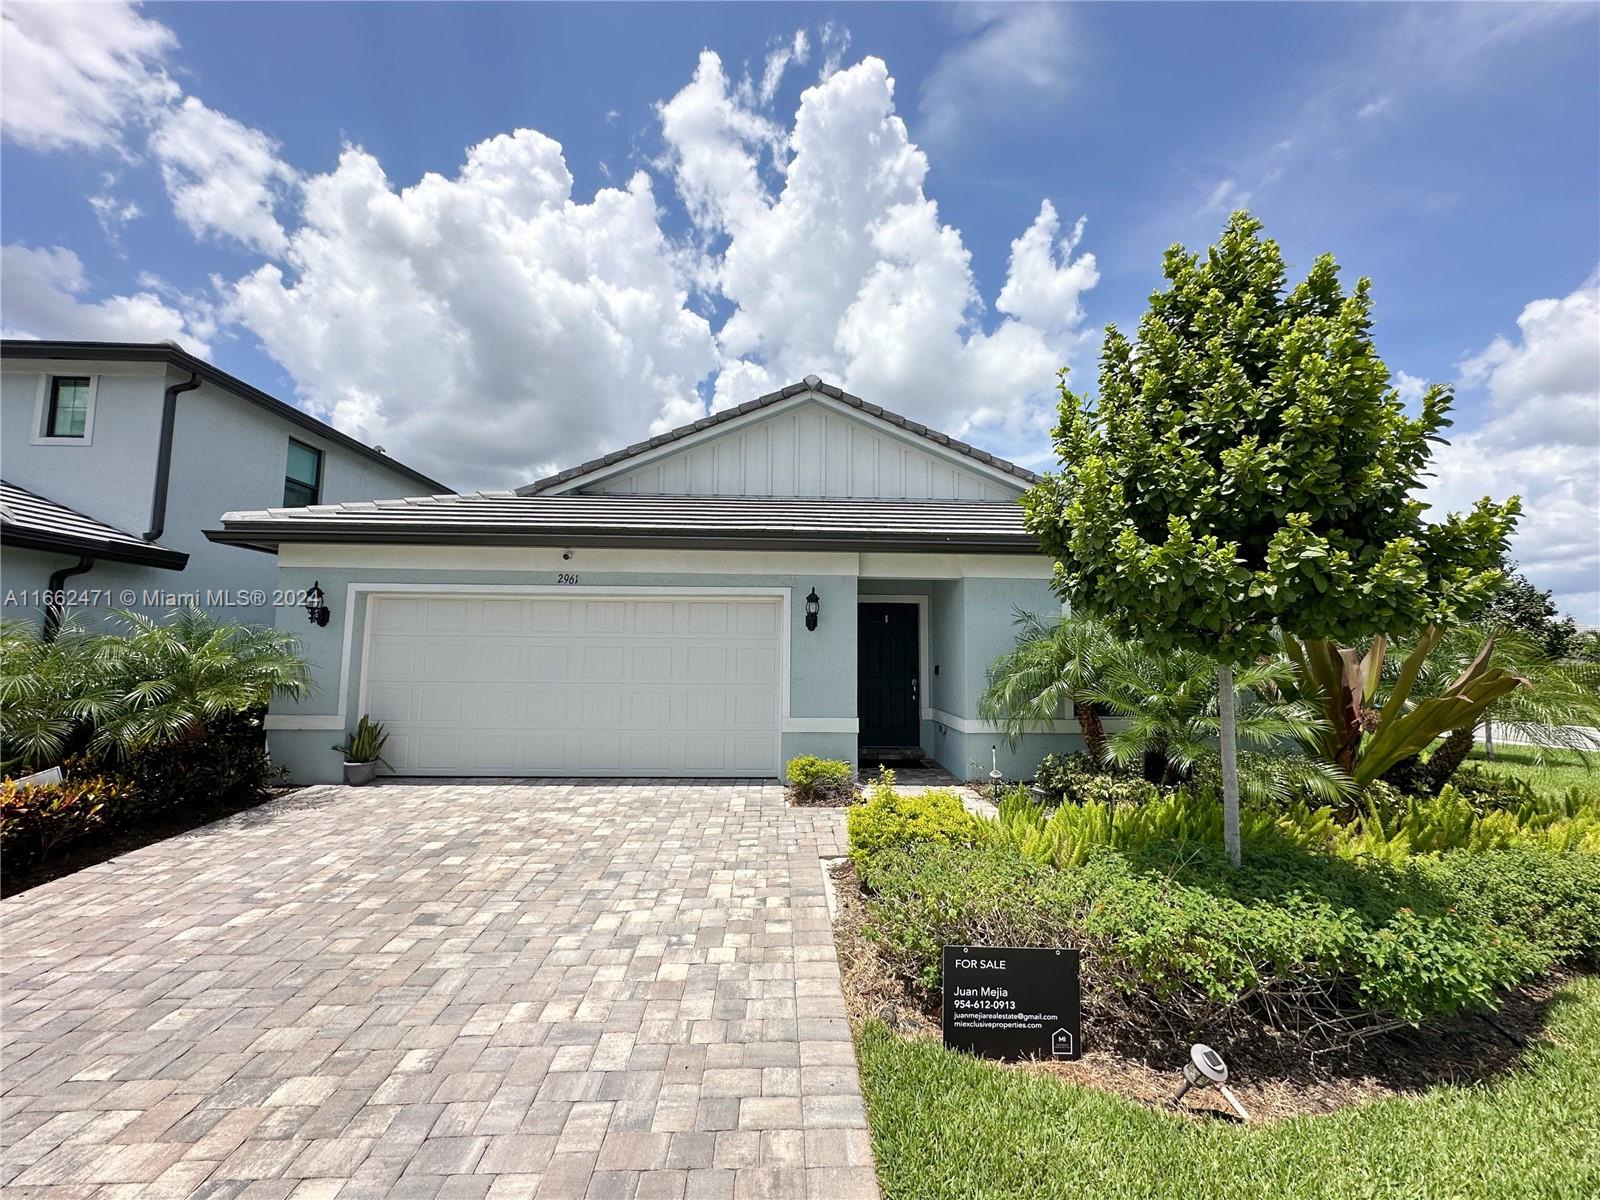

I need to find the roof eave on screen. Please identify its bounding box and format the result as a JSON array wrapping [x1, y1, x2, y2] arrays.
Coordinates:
[[2, 527, 190, 570], [205, 526, 1042, 555]]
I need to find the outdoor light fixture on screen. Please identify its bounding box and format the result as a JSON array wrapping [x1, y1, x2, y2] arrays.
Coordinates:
[[304, 581, 331, 627], [1170, 1044, 1250, 1122], [805, 587, 820, 631], [989, 745, 1005, 800]]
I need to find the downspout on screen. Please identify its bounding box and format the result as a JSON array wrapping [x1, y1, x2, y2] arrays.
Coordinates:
[[44, 556, 94, 643], [145, 371, 201, 541]]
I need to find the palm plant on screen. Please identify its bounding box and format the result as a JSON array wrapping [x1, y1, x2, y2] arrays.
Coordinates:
[[980, 611, 1121, 764], [0, 617, 120, 772], [1083, 642, 1347, 804], [85, 608, 310, 758], [1407, 625, 1600, 792]]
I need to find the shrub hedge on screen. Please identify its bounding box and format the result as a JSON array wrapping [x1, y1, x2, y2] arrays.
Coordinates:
[[0, 713, 275, 873], [847, 779, 1600, 1034], [785, 755, 857, 805], [857, 839, 1600, 1030]]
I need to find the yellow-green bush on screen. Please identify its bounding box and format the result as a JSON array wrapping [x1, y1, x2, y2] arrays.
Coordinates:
[[785, 755, 856, 805], [847, 772, 983, 864]]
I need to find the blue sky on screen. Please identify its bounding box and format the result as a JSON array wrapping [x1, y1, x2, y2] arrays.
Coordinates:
[[2, 2, 1596, 617]]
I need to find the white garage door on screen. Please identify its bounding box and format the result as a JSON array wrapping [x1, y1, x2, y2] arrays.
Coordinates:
[[361, 593, 783, 776]]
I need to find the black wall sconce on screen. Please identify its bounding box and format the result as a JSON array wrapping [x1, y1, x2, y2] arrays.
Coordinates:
[[804, 587, 820, 631], [304, 580, 331, 627]]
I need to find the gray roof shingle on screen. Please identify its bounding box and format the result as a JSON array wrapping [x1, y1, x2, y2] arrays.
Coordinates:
[[516, 376, 1040, 495], [1, 480, 188, 569], [209, 493, 1039, 554]]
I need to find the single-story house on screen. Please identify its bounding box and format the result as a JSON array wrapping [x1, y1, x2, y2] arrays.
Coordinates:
[[208, 377, 1077, 783]]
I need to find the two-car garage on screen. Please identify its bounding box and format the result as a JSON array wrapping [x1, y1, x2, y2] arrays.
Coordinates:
[[360, 592, 784, 776]]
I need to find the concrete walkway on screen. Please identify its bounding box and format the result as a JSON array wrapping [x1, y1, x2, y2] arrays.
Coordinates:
[[1, 781, 878, 1199]]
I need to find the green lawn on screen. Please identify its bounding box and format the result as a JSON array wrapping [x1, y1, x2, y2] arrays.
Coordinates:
[[1466, 745, 1600, 799], [856, 977, 1600, 1200]]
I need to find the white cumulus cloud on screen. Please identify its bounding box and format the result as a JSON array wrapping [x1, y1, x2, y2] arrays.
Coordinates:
[[0, 244, 212, 354], [0, 1, 176, 151], [661, 53, 1098, 451], [1428, 277, 1600, 623], [149, 97, 298, 255], [230, 131, 718, 489]]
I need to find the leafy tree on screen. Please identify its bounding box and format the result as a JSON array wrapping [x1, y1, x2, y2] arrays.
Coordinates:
[[1022, 211, 1520, 864], [1483, 568, 1578, 659]]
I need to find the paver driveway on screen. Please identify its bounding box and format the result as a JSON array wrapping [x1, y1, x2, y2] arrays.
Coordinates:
[[1, 782, 878, 1199]]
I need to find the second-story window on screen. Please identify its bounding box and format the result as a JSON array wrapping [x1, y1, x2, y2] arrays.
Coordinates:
[[46, 377, 92, 438], [284, 439, 323, 507]]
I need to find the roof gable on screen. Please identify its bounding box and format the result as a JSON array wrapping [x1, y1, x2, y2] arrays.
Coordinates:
[[520, 377, 1034, 501]]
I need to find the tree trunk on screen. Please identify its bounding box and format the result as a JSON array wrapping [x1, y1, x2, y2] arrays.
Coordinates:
[[1218, 663, 1241, 868], [1078, 707, 1107, 769], [1426, 727, 1476, 795], [1483, 718, 1496, 761]]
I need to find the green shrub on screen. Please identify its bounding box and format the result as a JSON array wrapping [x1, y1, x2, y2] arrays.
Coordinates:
[[858, 838, 1597, 1030], [0, 775, 125, 869], [103, 712, 274, 819], [1422, 847, 1600, 969], [1449, 764, 1536, 810], [1032, 751, 1097, 796], [847, 774, 982, 864], [786, 755, 856, 805]]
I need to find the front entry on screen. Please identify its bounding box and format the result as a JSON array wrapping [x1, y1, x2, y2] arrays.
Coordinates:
[[858, 602, 920, 750]]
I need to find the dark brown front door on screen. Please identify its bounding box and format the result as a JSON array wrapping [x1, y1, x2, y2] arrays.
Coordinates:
[[859, 603, 919, 748]]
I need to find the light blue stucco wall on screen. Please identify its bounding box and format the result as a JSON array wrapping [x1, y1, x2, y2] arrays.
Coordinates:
[[1, 360, 435, 630], [265, 558, 1079, 786], [265, 563, 860, 784]]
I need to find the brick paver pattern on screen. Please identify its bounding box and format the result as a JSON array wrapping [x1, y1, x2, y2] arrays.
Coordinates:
[[1, 782, 878, 1199]]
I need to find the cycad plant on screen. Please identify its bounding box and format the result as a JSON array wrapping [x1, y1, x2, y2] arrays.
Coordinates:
[[88, 608, 310, 756], [1084, 643, 1348, 804], [0, 617, 119, 771], [980, 611, 1121, 764]]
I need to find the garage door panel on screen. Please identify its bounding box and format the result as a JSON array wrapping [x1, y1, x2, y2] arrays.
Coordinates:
[[424, 599, 467, 632], [528, 645, 571, 681], [364, 594, 781, 776]]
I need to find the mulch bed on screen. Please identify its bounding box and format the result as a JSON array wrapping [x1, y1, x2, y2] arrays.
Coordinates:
[[830, 859, 1577, 1123], [1, 787, 301, 898]]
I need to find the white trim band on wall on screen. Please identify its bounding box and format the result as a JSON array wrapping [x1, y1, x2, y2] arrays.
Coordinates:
[[928, 707, 1077, 735], [782, 718, 858, 734]]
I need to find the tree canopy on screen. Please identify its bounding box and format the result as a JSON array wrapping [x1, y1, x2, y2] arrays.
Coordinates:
[[1022, 211, 1521, 664]]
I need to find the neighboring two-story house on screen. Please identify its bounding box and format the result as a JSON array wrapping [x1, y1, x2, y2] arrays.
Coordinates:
[[1, 340, 446, 633], [210, 376, 1077, 785]]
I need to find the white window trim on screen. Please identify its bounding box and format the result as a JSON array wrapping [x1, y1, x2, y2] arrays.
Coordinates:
[[31, 373, 99, 446]]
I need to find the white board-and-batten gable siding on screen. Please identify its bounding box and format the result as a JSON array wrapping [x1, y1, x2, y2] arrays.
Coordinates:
[[575, 397, 1024, 502]]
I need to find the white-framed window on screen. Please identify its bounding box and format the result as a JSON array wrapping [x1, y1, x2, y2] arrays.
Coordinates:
[[31, 374, 99, 445]]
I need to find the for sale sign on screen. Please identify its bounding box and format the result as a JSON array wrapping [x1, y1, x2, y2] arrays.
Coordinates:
[[941, 945, 1081, 1061]]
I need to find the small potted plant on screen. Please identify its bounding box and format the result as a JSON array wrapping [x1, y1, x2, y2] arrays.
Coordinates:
[[334, 715, 390, 786]]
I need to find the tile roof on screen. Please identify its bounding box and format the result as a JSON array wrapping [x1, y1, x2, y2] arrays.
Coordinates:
[[517, 376, 1039, 494], [1, 480, 188, 569], [209, 493, 1039, 554]]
